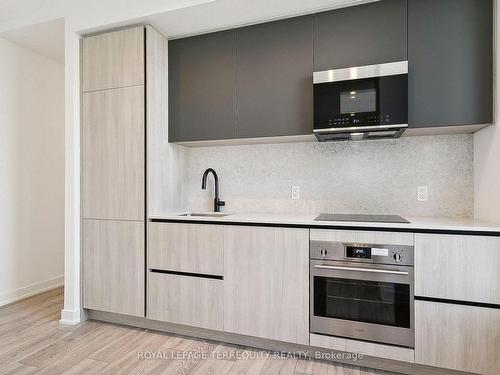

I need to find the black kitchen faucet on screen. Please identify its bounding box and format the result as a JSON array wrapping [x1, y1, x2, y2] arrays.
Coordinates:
[[201, 168, 225, 212]]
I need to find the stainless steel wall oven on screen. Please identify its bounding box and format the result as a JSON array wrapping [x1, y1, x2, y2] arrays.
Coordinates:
[[310, 240, 414, 347]]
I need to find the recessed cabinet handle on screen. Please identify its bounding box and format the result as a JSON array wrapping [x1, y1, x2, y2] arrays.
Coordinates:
[[314, 264, 408, 275]]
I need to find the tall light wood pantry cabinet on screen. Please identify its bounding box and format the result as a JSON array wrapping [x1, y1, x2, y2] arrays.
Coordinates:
[[81, 26, 167, 317]]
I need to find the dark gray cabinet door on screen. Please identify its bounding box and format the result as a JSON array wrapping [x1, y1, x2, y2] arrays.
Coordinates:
[[313, 0, 407, 71], [168, 31, 236, 142], [408, 0, 493, 128], [236, 16, 313, 138]]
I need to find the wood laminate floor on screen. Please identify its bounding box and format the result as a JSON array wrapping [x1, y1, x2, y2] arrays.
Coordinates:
[[0, 288, 393, 375]]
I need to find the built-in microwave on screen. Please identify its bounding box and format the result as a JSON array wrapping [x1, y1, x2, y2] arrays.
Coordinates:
[[313, 61, 408, 142]]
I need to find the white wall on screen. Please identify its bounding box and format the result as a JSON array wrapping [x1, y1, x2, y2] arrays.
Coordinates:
[[474, 0, 500, 224], [0, 37, 65, 305]]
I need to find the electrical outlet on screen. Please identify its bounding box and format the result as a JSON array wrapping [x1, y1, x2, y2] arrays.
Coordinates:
[[291, 186, 301, 200], [417, 185, 428, 202]]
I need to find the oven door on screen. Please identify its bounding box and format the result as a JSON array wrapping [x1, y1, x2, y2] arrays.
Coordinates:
[[310, 260, 414, 347]]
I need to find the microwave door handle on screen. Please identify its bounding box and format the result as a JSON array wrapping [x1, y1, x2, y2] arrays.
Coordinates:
[[314, 264, 408, 275]]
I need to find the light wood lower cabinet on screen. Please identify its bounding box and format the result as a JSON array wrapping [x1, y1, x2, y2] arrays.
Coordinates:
[[415, 233, 500, 304], [148, 271, 223, 330], [83, 220, 145, 317], [415, 300, 500, 374], [223, 226, 309, 345], [148, 222, 223, 275]]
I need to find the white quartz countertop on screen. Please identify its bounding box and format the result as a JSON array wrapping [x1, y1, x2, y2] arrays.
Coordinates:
[[149, 212, 500, 234]]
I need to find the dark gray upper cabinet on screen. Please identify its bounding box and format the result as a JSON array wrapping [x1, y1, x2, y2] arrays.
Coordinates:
[[408, 0, 493, 128], [313, 0, 407, 71], [168, 31, 236, 142], [167, 0, 493, 142], [236, 16, 313, 138]]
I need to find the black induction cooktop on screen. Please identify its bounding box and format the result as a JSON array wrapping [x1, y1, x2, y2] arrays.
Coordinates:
[[315, 213, 410, 224]]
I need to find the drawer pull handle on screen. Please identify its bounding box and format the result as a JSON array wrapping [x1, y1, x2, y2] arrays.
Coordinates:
[[150, 269, 223, 280]]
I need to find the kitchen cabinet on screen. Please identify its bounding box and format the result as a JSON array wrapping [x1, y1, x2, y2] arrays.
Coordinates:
[[415, 300, 500, 374], [82, 27, 147, 317], [82, 26, 169, 317], [83, 220, 145, 317], [148, 222, 224, 276], [408, 0, 493, 128], [82, 86, 145, 221], [313, 0, 407, 71], [414, 233, 500, 373], [223, 226, 309, 344], [167, 0, 493, 143], [415, 233, 500, 304], [148, 271, 223, 330], [168, 30, 236, 142], [82, 26, 144, 92], [236, 16, 313, 138]]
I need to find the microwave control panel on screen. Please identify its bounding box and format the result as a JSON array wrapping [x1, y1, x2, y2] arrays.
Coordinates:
[[327, 114, 391, 127]]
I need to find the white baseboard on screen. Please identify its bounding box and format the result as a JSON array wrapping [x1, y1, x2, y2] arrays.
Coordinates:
[[0, 275, 64, 307], [60, 308, 85, 325]]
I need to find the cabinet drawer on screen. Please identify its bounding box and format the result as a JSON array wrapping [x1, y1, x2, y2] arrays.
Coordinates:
[[148, 272, 223, 330], [310, 229, 413, 246], [415, 300, 500, 374], [148, 222, 224, 276], [415, 233, 500, 304]]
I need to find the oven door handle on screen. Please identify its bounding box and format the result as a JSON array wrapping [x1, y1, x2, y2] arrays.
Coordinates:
[[314, 264, 409, 275]]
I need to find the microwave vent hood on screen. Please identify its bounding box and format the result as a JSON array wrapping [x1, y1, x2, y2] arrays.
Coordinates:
[[313, 61, 408, 142], [314, 124, 408, 142]]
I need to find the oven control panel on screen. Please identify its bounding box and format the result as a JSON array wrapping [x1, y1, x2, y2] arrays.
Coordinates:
[[346, 245, 371, 259], [310, 240, 414, 266]]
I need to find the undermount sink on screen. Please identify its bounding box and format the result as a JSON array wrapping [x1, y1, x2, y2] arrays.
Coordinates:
[[178, 212, 231, 218]]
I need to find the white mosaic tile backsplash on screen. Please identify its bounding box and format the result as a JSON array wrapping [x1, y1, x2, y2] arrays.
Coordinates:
[[183, 134, 473, 217]]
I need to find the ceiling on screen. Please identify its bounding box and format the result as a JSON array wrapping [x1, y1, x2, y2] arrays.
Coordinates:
[[0, 0, 376, 64], [147, 0, 377, 39], [0, 18, 64, 63]]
